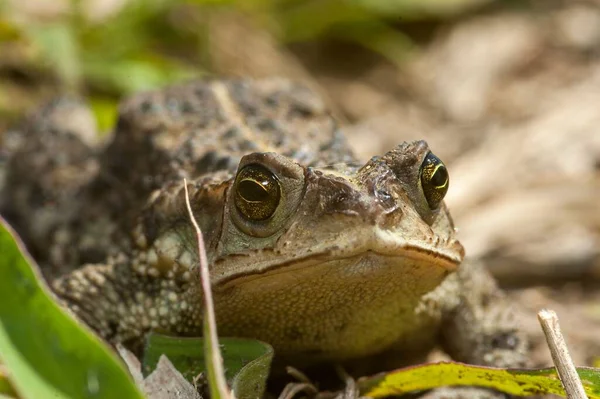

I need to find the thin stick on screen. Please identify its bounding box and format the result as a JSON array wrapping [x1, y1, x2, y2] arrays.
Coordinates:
[[184, 179, 232, 399], [537, 309, 587, 399]]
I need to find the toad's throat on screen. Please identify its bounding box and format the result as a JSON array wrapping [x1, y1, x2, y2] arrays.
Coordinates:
[[215, 245, 459, 288]]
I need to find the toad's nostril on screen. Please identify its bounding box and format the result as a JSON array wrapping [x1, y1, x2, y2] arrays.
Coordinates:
[[376, 188, 391, 200]]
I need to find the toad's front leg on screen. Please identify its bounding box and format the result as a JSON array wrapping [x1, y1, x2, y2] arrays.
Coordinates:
[[53, 256, 204, 346], [441, 260, 529, 368], [417, 260, 529, 399]]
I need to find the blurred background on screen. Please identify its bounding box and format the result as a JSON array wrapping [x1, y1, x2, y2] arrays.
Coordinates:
[[1, 0, 599, 368]]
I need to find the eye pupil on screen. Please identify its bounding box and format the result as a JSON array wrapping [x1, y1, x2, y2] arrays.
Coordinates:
[[420, 152, 449, 210], [239, 179, 269, 202], [430, 165, 448, 188], [234, 165, 281, 221]]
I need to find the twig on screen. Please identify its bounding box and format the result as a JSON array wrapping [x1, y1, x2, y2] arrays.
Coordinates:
[[285, 366, 311, 384], [537, 309, 587, 399], [184, 179, 232, 399], [334, 365, 359, 399], [277, 383, 318, 399]]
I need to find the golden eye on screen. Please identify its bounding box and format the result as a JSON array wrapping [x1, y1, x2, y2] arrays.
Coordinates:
[[234, 164, 281, 221], [420, 152, 449, 210]]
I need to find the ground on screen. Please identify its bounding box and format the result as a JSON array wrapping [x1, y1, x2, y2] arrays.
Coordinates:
[[1, 0, 599, 371]]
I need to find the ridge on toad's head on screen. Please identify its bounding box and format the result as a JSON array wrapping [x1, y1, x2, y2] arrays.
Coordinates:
[[211, 140, 464, 284]]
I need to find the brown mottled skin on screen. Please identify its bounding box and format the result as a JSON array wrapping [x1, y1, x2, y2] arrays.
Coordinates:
[[1, 79, 527, 374]]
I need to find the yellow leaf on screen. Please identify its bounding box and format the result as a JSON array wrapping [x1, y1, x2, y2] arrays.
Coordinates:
[[361, 362, 600, 398]]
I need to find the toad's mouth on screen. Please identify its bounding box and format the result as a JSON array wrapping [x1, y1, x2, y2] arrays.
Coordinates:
[[215, 243, 460, 288]]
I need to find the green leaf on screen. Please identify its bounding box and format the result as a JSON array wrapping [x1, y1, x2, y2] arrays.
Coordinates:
[[143, 334, 273, 399], [89, 97, 119, 134], [360, 361, 600, 398], [333, 20, 414, 65], [351, 0, 492, 18], [0, 218, 145, 399], [26, 23, 81, 90], [83, 56, 200, 95]]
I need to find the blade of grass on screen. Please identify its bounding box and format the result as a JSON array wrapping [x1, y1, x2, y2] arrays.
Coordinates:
[[183, 179, 233, 399]]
